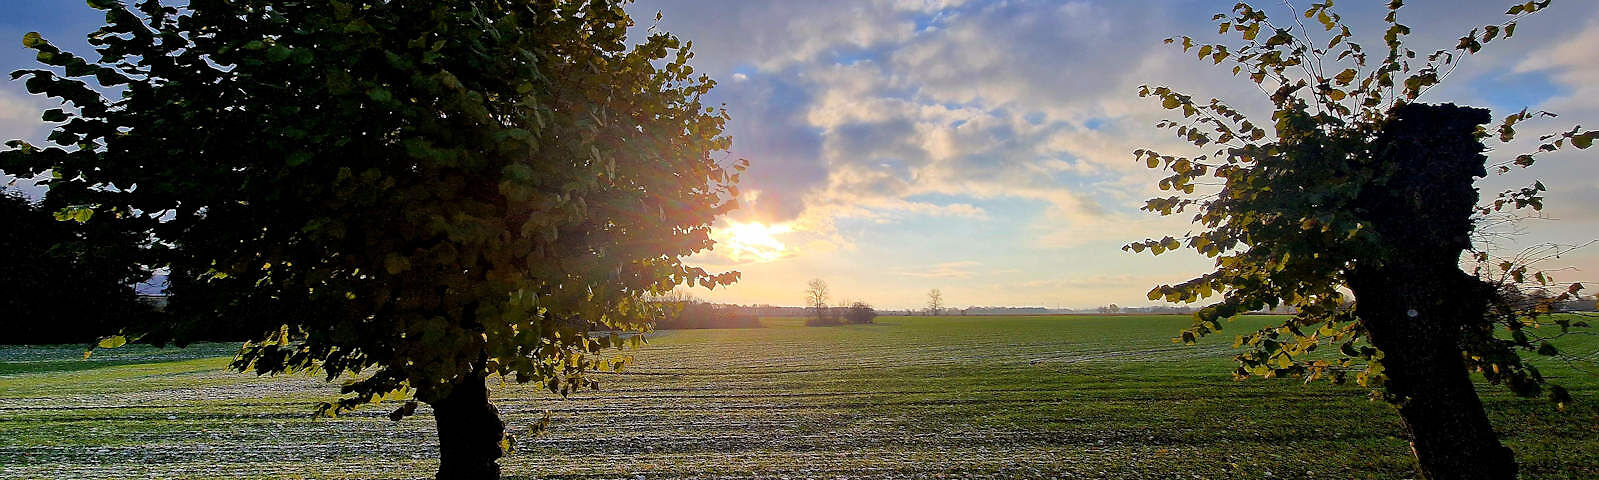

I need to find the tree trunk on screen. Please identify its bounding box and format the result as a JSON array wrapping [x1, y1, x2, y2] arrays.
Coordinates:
[[432, 365, 505, 480], [1349, 103, 1515, 479], [1351, 270, 1516, 480]]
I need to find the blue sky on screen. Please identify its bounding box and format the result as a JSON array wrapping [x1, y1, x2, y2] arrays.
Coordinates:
[[4, 0, 1599, 310]]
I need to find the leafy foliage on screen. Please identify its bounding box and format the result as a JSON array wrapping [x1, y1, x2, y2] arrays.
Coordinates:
[[0, 189, 154, 344], [1, 0, 742, 420], [1126, 1, 1594, 405], [845, 301, 877, 324]]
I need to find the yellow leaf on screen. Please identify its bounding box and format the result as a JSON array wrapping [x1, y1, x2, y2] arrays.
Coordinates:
[[1334, 68, 1357, 85]]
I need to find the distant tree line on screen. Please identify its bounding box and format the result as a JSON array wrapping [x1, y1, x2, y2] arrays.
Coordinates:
[[650, 292, 761, 330], [804, 301, 878, 326], [802, 279, 877, 326]]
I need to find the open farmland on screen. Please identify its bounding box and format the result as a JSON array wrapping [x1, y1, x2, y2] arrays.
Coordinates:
[[2, 314, 1597, 479]]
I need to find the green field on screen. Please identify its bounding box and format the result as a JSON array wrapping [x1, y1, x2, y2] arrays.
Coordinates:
[[2, 315, 1596, 479]]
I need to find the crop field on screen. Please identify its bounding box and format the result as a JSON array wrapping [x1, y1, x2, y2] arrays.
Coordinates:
[[2, 314, 1597, 479]]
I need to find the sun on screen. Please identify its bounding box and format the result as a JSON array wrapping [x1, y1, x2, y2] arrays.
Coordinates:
[[719, 220, 793, 263]]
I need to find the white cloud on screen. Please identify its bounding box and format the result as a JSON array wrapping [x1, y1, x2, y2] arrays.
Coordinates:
[[646, 0, 1599, 307], [898, 261, 982, 279], [0, 88, 50, 144], [0, 88, 54, 196], [642, 1, 932, 73], [1515, 16, 1599, 111]]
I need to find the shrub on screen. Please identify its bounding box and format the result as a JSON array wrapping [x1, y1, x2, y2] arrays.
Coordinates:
[[845, 302, 877, 324]]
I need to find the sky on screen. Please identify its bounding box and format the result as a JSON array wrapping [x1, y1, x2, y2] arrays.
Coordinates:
[[3, 1, 1599, 310]]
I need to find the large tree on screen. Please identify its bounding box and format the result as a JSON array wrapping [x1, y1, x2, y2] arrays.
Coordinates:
[[1127, 2, 1595, 479], [1, 1, 741, 478]]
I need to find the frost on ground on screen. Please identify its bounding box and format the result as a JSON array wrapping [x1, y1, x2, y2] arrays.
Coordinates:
[[1, 315, 1593, 479]]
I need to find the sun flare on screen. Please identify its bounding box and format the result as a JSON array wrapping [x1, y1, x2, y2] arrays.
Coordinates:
[[720, 221, 793, 263]]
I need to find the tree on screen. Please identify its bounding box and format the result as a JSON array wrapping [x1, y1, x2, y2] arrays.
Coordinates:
[[845, 301, 877, 324], [0, 189, 154, 344], [926, 288, 944, 316], [805, 279, 830, 322], [650, 293, 761, 330], [1, 1, 741, 478], [1097, 304, 1121, 314], [1126, 2, 1595, 478]]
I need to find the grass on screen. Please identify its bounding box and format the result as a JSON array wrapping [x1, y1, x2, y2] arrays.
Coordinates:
[[2, 314, 1596, 479]]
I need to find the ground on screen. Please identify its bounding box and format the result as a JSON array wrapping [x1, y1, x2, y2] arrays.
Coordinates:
[[2, 315, 1596, 479]]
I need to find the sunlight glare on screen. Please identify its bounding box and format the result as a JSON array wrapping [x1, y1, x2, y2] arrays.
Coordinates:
[[720, 221, 793, 263]]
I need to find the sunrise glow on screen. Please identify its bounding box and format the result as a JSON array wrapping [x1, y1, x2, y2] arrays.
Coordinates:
[[718, 221, 792, 263]]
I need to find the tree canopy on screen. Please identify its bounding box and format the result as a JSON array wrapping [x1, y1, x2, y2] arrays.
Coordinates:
[[2, 0, 742, 477], [1131, 0, 1593, 406], [0, 189, 153, 345], [1126, 1, 1596, 478]]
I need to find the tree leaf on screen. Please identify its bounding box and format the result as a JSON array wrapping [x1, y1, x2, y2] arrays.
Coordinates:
[[97, 335, 127, 349], [1333, 68, 1357, 85], [266, 45, 293, 62]]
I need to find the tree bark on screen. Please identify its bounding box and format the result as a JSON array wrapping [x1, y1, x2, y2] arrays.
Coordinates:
[[432, 365, 505, 480], [1349, 103, 1515, 479], [1351, 270, 1516, 480]]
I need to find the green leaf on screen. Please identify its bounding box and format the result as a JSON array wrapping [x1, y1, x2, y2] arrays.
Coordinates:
[[1340, 342, 1359, 357], [22, 32, 44, 48], [54, 206, 94, 223], [384, 255, 411, 275], [291, 48, 314, 65], [266, 45, 293, 62], [1537, 341, 1558, 356], [97, 335, 127, 349], [367, 88, 393, 103], [1549, 385, 1571, 410]]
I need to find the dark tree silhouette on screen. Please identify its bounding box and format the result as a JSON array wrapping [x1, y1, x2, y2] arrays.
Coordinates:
[[0, 190, 153, 345], [1128, 2, 1594, 478], [845, 301, 877, 324], [1, 1, 741, 478]]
